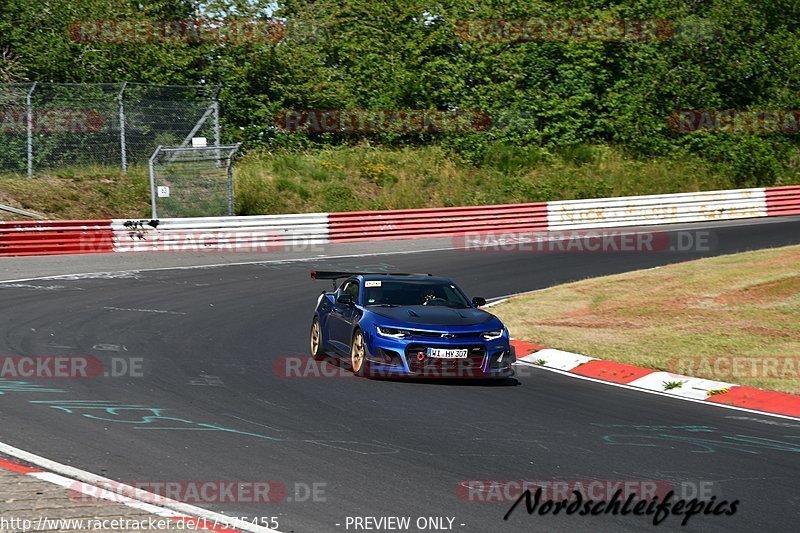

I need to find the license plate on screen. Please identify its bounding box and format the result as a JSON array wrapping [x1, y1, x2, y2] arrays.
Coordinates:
[[427, 348, 468, 359]]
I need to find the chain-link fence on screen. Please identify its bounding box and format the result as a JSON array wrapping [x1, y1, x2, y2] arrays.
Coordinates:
[[0, 82, 220, 177], [149, 144, 241, 218]]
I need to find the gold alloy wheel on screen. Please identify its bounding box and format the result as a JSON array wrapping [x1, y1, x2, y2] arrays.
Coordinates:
[[351, 331, 365, 375], [310, 318, 322, 359]]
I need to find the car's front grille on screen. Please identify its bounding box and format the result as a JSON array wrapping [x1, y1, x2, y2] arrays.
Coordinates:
[[405, 344, 486, 376]]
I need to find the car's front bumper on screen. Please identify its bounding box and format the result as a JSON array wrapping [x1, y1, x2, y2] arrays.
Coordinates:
[[363, 331, 514, 379]]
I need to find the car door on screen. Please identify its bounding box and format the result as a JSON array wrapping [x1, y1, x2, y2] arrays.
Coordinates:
[[329, 279, 360, 354]]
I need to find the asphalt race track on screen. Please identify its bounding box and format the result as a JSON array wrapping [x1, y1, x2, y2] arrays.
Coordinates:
[[2, 218, 800, 532]]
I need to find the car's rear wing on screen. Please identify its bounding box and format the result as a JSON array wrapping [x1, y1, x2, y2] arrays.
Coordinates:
[[310, 270, 432, 289], [311, 271, 432, 280], [310, 271, 358, 281]]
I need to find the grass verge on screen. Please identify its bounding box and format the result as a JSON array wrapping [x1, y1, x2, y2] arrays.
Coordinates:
[[4, 143, 794, 220], [492, 245, 800, 394], [0, 165, 149, 220]]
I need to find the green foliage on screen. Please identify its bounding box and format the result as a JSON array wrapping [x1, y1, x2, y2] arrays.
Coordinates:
[[6, 142, 796, 219], [2, 0, 800, 186], [482, 144, 548, 175], [227, 143, 759, 216], [557, 144, 597, 166], [663, 380, 686, 391], [320, 182, 356, 211]]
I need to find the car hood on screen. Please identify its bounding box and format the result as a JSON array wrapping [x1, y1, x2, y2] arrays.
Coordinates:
[[369, 305, 495, 327]]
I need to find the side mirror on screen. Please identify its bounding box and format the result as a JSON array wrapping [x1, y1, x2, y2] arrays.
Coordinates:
[[337, 294, 354, 306], [472, 296, 486, 308]]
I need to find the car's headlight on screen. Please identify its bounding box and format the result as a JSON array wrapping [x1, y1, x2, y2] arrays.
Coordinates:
[[481, 329, 505, 341], [377, 326, 411, 339]]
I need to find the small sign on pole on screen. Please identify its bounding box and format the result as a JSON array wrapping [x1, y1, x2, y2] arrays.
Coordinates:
[[157, 186, 170, 198], [191, 137, 207, 148]]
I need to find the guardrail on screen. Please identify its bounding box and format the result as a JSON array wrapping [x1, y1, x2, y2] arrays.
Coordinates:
[[0, 220, 113, 256], [0, 203, 45, 219], [1, 186, 799, 256], [766, 185, 800, 217], [327, 203, 548, 241], [111, 214, 329, 252], [546, 188, 767, 230]]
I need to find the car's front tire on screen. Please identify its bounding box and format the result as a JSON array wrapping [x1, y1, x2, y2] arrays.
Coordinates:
[[350, 329, 368, 377], [310, 316, 324, 361]]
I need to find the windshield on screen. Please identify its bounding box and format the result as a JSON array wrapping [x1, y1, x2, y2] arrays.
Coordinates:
[[363, 280, 472, 308]]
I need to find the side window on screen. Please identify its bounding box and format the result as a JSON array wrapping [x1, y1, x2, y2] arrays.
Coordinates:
[[346, 280, 360, 303], [340, 280, 359, 304]]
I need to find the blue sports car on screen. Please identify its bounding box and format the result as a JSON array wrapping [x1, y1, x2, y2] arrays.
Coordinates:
[[310, 271, 514, 379]]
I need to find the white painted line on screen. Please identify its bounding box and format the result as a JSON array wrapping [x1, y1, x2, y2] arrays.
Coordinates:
[[103, 306, 187, 315], [0, 441, 281, 532], [513, 361, 800, 422], [29, 471, 183, 519], [0, 283, 83, 291]]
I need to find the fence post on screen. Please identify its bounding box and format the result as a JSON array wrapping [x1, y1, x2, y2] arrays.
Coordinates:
[[226, 143, 241, 216], [213, 85, 221, 167], [118, 81, 128, 173], [149, 145, 162, 219], [227, 154, 233, 216], [26, 82, 37, 178]]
